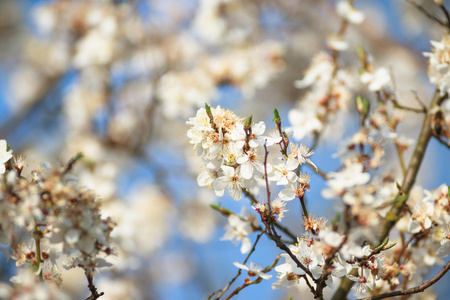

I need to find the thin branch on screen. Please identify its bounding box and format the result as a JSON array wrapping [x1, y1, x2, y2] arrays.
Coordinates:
[[394, 233, 415, 263], [243, 189, 258, 205], [269, 225, 315, 283], [63, 152, 83, 175], [85, 270, 104, 300], [273, 221, 297, 243], [209, 230, 265, 300], [243, 188, 297, 242], [412, 90, 428, 112], [439, 4, 450, 31], [432, 132, 450, 149], [360, 260, 450, 300], [390, 71, 425, 114], [406, 0, 447, 27], [391, 98, 426, 113], [314, 205, 350, 299], [312, 165, 327, 180], [223, 255, 280, 300], [263, 144, 272, 211], [331, 90, 445, 300]]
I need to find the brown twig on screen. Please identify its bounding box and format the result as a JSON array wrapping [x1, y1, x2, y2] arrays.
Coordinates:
[[412, 91, 428, 112], [406, 0, 447, 27], [63, 152, 83, 175], [432, 132, 450, 149], [243, 187, 297, 242], [263, 144, 272, 212], [223, 255, 280, 300], [209, 230, 266, 300], [360, 260, 450, 300], [439, 4, 450, 31], [391, 98, 426, 113], [85, 270, 104, 300], [331, 90, 445, 300], [268, 225, 315, 285]]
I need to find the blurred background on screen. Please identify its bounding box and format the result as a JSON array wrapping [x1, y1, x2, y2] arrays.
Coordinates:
[[0, 0, 449, 299]]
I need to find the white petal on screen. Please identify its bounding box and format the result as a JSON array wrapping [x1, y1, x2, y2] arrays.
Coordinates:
[[286, 158, 299, 170], [240, 162, 253, 179], [236, 154, 249, 164], [65, 229, 81, 245], [230, 186, 243, 201], [221, 165, 235, 177], [408, 220, 421, 233], [233, 262, 248, 271], [287, 172, 298, 182], [241, 237, 251, 253], [259, 273, 272, 280], [213, 178, 228, 191], [78, 235, 95, 254], [279, 188, 295, 201], [253, 122, 266, 135]]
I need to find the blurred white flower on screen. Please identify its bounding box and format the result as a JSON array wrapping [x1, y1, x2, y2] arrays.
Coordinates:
[[73, 29, 115, 68], [0, 139, 13, 174], [158, 69, 217, 119], [295, 52, 334, 89], [327, 34, 348, 52], [436, 225, 450, 258], [360, 67, 391, 92], [221, 212, 256, 254], [424, 34, 450, 95], [288, 108, 323, 141], [336, 1, 365, 24], [322, 163, 370, 198]]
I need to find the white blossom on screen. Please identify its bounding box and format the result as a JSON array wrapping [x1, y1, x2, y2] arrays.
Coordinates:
[[233, 261, 272, 280], [424, 34, 450, 95], [0, 140, 13, 174], [336, 1, 365, 24]]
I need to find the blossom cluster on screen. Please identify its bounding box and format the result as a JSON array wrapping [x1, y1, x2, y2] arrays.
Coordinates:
[[188, 97, 449, 298], [5, 0, 450, 298], [0, 141, 115, 297], [187, 105, 315, 203]]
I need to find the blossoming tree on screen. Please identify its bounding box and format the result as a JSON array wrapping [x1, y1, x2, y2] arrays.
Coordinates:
[[0, 0, 449, 299]]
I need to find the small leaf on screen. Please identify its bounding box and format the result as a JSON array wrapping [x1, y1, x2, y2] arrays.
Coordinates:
[[383, 243, 396, 251]]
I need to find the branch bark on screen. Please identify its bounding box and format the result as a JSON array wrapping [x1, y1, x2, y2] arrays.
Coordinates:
[[330, 90, 445, 300]]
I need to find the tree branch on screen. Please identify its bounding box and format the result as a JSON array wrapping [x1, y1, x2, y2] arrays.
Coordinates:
[[331, 90, 445, 300], [360, 260, 450, 300], [406, 0, 447, 27], [209, 230, 265, 300]]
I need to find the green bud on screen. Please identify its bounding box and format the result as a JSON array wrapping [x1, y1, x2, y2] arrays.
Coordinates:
[[356, 96, 370, 119], [356, 45, 366, 62], [273, 108, 280, 123], [205, 103, 212, 114], [373, 237, 389, 252], [244, 115, 253, 129]]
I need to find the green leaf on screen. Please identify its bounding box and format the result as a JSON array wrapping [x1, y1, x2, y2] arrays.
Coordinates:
[[384, 243, 396, 251]]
